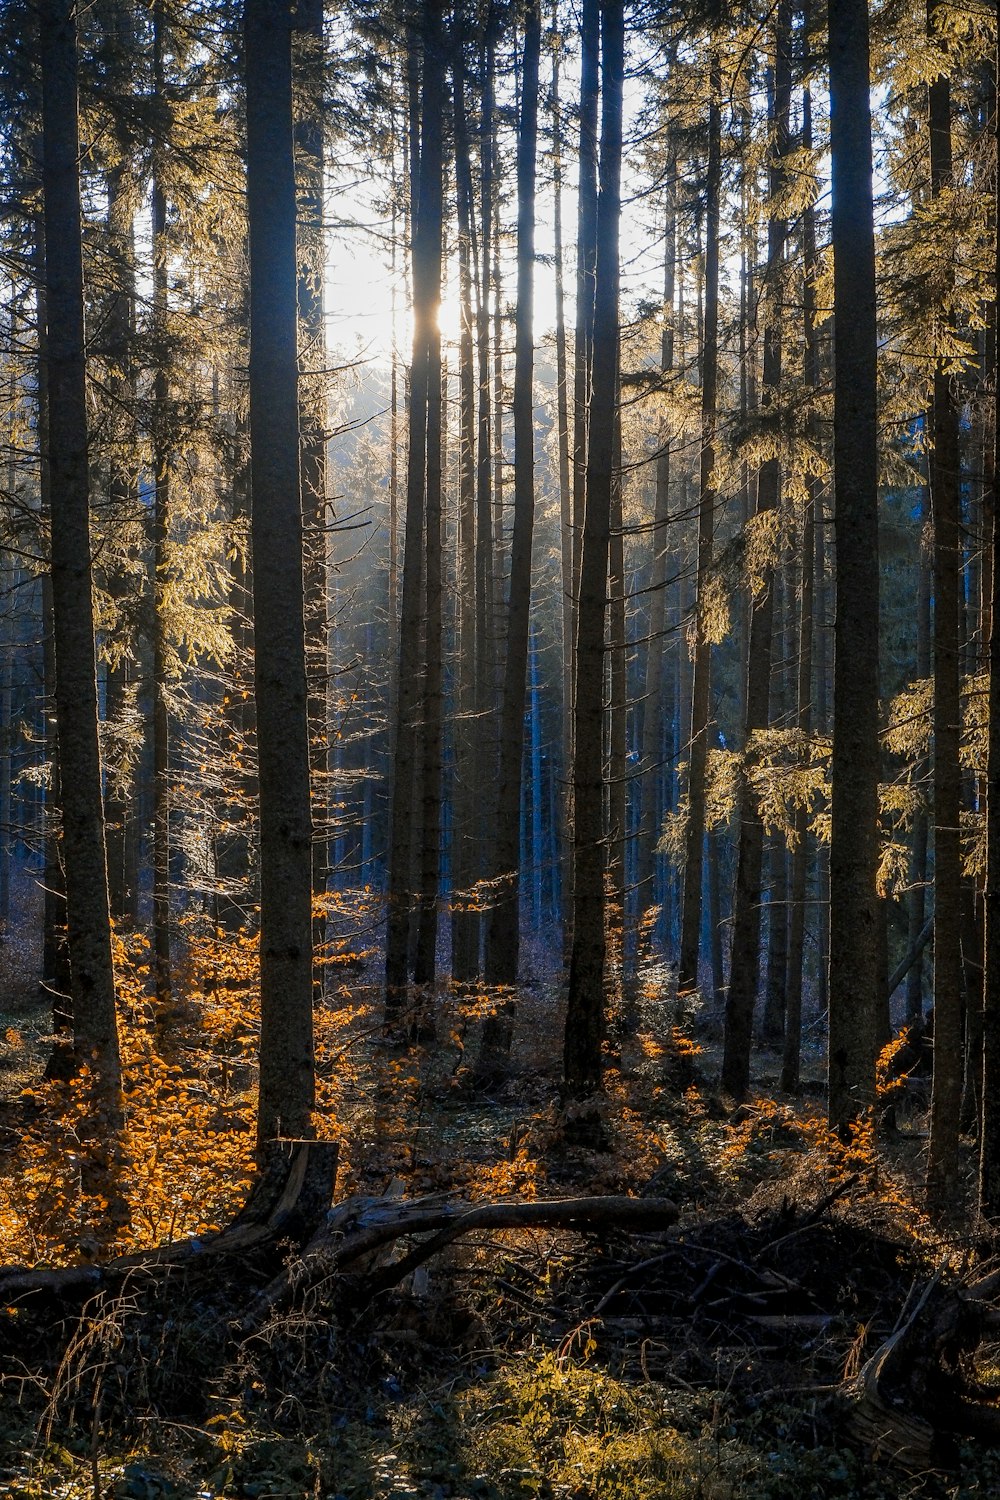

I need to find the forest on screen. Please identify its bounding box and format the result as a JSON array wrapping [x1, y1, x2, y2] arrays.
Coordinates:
[[1, 0, 1000, 1493]]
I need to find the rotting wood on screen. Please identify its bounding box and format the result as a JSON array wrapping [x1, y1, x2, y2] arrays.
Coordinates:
[[244, 1192, 682, 1330]]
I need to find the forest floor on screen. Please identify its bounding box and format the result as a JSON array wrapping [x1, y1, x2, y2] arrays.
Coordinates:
[[0, 918, 998, 1498]]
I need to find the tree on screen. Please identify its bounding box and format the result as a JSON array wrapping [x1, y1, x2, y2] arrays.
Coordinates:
[[383, 0, 444, 1014], [450, 21, 480, 982], [781, 58, 821, 1095], [722, 6, 792, 1099], [295, 0, 330, 954], [39, 0, 122, 1099], [244, 0, 315, 1144], [411, 0, 445, 992], [925, 0, 963, 1210], [150, 0, 173, 1010], [978, 36, 1000, 1222], [564, 0, 624, 1094], [562, 0, 600, 960], [826, 0, 881, 1133], [485, 0, 541, 986], [635, 154, 677, 938], [677, 49, 721, 999]]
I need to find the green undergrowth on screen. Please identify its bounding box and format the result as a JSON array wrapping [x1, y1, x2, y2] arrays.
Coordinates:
[[5, 1347, 1000, 1500]]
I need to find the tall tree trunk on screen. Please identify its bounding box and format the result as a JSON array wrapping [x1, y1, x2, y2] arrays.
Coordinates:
[[412, 1, 446, 990], [245, 0, 315, 1144], [529, 617, 544, 928], [451, 35, 479, 982], [384, 16, 432, 1012], [34, 231, 71, 1025], [563, 0, 600, 962], [572, 0, 600, 617], [708, 825, 726, 1007], [636, 161, 676, 933], [294, 0, 329, 968], [763, 840, 789, 1041], [102, 135, 137, 927], [907, 489, 932, 1022], [491, 148, 504, 637], [484, 0, 540, 986], [926, 0, 964, 1207], [472, 5, 497, 974], [678, 54, 721, 998], [977, 33, 1000, 1221], [826, 0, 881, 1133], [608, 389, 627, 969], [722, 13, 790, 1096], [552, 12, 573, 943], [782, 499, 815, 1093], [39, 0, 121, 1098], [389, 107, 400, 642], [782, 93, 819, 1093], [218, 421, 256, 928], [564, 0, 623, 1094], [151, 2, 172, 1011]]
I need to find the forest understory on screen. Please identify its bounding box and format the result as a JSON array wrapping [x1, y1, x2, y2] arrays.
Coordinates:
[[3, 0, 1000, 1489], [2, 912, 1000, 1500]]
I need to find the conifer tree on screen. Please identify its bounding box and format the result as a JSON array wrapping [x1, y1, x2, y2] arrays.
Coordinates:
[[978, 33, 1000, 1221], [486, 0, 541, 986], [565, 0, 624, 1093], [244, 0, 315, 1144], [678, 49, 721, 999], [925, 0, 964, 1210], [39, 0, 122, 1100], [723, 7, 792, 1097], [826, 0, 880, 1132]]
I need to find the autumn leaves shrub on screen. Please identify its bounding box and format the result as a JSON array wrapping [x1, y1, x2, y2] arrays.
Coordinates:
[[0, 929, 257, 1263], [0, 891, 387, 1266]]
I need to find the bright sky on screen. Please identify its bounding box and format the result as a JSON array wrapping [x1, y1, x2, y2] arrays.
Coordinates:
[[322, 47, 670, 373]]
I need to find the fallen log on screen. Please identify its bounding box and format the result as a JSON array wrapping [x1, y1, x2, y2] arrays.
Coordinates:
[[244, 1192, 681, 1331], [0, 1162, 678, 1337], [0, 1138, 339, 1311]]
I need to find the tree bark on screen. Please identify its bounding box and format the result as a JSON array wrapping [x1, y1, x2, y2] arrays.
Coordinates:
[[412, 0, 446, 990], [40, 0, 122, 1099], [907, 490, 932, 1023], [472, 6, 498, 976], [384, 13, 432, 1012], [563, 0, 600, 961], [636, 161, 676, 934], [608, 386, 627, 969], [451, 33, 480, 982], [552, 13, 574, 945], [782, 118, 819, 1091], [678, 55, 721, 998], [245, 0, 315, 1144], [977, 32, 1000, 1221], [722, 14, 790, 1096], [925, 0, 963, 1210], [151, 2, 172, 1012], [572, 0, 600, 624], [485, 0, 540, 986], [294, 0, 329, 964], [826, 0, 881, 1133], [564, 0, 624, 1094], [101, 107, 138, 928]]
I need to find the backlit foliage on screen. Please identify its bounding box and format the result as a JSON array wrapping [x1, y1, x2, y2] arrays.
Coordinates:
[[0, 932, 257, 1264], [0, 892, 383, 1266]]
